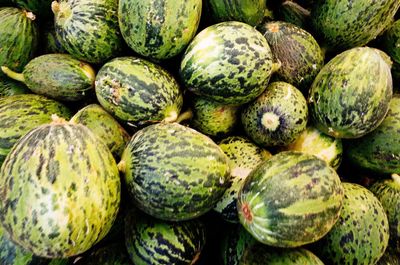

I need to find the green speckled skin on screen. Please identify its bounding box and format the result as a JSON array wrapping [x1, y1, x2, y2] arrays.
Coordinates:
[[240, 244, 324, 265], [124, 210, 206, 265], [370, 176, 400, 253], [0, 122, 121, 258], [95, 56, 183, 127], [74, 243, 131, 265], [314, 182, 389, 265], [0, 7, 38, 77], [190, 96, 240, 138], [120, 122, 230, 221], [282, 125, 343, 169], [0, 77, 30, 97], [180, 21, 274, 105], [214, 136, 271, 223], [259, 21, 324, 91], [41, 22, 68, 54], [21, 54, 95, 102], [53, 0, 123, 64], [207, 0, 266, 26], [311, 0, 400, 51], [119, 0, 202, 60], [0, 94, 71, 167], [70, 104, 130, 160], [345, 95, 400, 174], [238, 151, 343, 248], [241, 81, 308, 147], [382, 20, 400, 64], [308, 47, 393, 139], [220, 223, 256, 265]]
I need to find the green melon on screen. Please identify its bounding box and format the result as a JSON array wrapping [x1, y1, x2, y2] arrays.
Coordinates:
[[119, 122, 230, 221], [345, 94, 400, 175], [0, 7, 39, 77], [41, 22, 68, 55], [124, 210, 206, 265], [311, 0, 400, 51], [237, 151, 343, 248], [1, 54, 96, 102], [95, 56, 183, 128], [313, 182, 389, 265], [180, 21, 278, 105], [52, 0, 123, 64], [70, 104, 130, 160], [118, 0, 202, 60], [0, 94, 71, 167], [0, 77, 30, 97], [239, 243, 324, 265], [382, 19, 400, 64], [189, 96, 240, 139], [206, 0, 266, 26], [281, 125, 343, 169], [370, 174, 400, 253], [73, 243, 131, 265], [241, 81, 308, 147], [308, 47, 393, 138], [0, 118, 121, 258], [258, 21, 324, 91], [214, 136, 271, 223], [278, 1, 311, 30]]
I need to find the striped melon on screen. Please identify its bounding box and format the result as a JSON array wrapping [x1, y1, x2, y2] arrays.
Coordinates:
[[0, 118, 121, 258], [237, 151, 343, 248], [0, 77, 30, 97], [95, 56, 183, 128], [124, 210, 206, 265], [308, 47, 393, 138], [118, 0, 202, 60], [118, 122, 230, 221]]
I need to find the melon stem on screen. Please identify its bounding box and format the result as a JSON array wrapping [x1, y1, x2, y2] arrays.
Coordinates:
[[175, 109, 193, 124], [1, 66, 25, 83], [51, 1, 60, 14], [117, 160, 126, 173], [163, 110, 179, 123], [271, 60, 281, 73]]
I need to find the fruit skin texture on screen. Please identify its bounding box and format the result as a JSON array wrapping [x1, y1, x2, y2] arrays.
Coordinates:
[[0, 77, 30, 97], [258, 21, 324, 91], [0, 94, 71, 167], [180, 21, 275, 105], [382, 19, 400, 65], [52, 0, 123, 64], [370, 174, 400, 253], [314, 182, 389, 265], [241, 81, 308, 147], [124, 210, 206, 265], [237, 151, 343, 248], [0, 7, 38, 77], [345, 94, 400, 174], [311, 0, 400, 51], [95, 56, 183, 127], [74, 243, 131, 265], [118, 0, 202, 60], [0, 122, 121, 258], [119, 122, 230, 221], [308, 47, 393, 139]]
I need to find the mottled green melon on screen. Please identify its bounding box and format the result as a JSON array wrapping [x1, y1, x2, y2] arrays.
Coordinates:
[[241, 81, 308, 147], [281, 125, 343, 169], [345, 94, 400, 174], [52, 0, 123, 64], [313, 182, 389, 265], [370, 174, 400, 253], [238, 151, 343, 248], [278, 1, 311, 30], [0, 119, 121, 258], [124, 210, 206, 265], [311, 0, 400, 51], [189, 96, 240, 138], [74, 243, 131, 265], [180, 21, 277, 105], [214, 136, 271, 223], [0, 77, 30, 97], [95, 56, 183, 127], [240, 243, 324, 265], [382, 19, 400, 64], [70, 104, 130, 160], [258, 21, 324, 91], [2, 54, 96, 102], [41, 22, 68, 54], [118, 0, 202, 60], [207, 0, 266, 26], [0, 94, 71, 167], [119, 122, 230, 221], [0, 7, 39, 77], [308, 47, 393, 138]]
